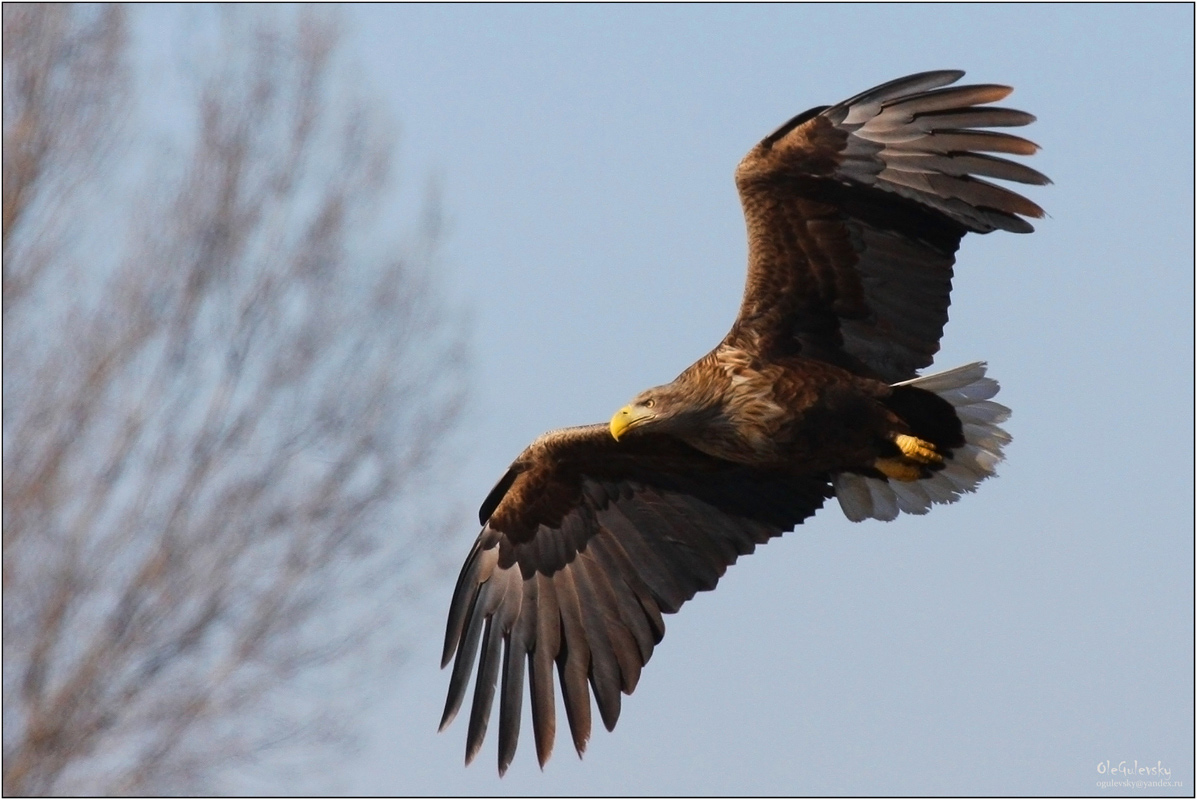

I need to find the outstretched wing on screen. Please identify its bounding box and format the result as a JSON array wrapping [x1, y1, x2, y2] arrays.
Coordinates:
[[439, 424, 831, 774], [730, 69, 1049, 381]]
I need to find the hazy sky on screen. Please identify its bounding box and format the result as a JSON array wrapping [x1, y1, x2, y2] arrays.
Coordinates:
[[260, 5, 1192, 795]]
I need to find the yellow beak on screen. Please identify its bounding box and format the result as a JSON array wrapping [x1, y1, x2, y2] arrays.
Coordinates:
[[609, 405, 635, 441]]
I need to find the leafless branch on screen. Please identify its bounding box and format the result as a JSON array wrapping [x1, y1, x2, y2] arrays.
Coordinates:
[[3, 6, 467, 795]]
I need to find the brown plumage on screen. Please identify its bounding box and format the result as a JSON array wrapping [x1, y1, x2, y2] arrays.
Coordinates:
[[440, 70, 1047, 774]]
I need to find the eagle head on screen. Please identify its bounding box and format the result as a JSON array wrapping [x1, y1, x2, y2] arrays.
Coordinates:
[[609, 383, 708, 441]]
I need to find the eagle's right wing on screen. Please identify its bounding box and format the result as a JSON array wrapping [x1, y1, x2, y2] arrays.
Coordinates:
[[439, 424, 831, 774]]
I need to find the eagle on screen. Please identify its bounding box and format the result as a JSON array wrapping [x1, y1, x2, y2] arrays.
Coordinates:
[[439, 70, 1048, 775]]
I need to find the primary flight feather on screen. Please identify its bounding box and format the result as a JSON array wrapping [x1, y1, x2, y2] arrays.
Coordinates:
[[439, 70, 1048, 774]]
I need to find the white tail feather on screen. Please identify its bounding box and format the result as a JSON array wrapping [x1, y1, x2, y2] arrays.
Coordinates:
[[834, 361, 1011, 523], [835, 475, 874, 522]]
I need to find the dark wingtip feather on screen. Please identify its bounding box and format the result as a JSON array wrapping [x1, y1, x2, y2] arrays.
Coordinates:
[[439, 590, 487, 733], [465, 616, 502, 766], [442, 538, 498, 668], [554, 568, 593, 759], [889, 83, 1014, 115], [497, 582, 533, 777], [568, 560, 623, 734], [839, 69, 965, 108], [496, 661, 521, 775], [530, 574, 560, 769], [560, 664, 592, 759], [440, 574, 474, 669], [530, 648, 557, 769], [992, 214, 1036, 234]]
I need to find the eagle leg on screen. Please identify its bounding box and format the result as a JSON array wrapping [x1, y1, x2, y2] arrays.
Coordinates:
[[874, 434, 943, 482], [893, 434, 943, 465]]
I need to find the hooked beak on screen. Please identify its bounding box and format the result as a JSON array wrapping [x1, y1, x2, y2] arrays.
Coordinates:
[[609, 404, 653, 441]]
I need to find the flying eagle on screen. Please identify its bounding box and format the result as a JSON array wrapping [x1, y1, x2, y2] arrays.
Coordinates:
[[439, 70, 1047, 774]]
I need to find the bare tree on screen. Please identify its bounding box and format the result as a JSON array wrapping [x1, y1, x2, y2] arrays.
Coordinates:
[[3, 6, 466, 795]]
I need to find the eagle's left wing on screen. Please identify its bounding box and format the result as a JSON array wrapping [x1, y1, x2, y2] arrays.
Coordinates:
[[728, 70, 1049, 381]]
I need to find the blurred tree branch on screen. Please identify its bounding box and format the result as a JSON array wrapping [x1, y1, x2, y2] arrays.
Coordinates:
[[3, 6, 467, 794]]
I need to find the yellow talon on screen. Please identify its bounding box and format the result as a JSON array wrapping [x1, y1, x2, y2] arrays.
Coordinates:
[[873, 434, 942, 482], [894, 434, 942, 465]]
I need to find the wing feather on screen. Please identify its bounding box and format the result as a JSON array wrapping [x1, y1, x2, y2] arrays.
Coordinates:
[[578, 545, 646, 693], [497, 574, 535, 775], [466, 615, 503, 765], [441, 535, 497, 668], [441, 540, 503, 732], [837, 69, 965, 125], [529, 572, 559, 767], [899, 107, 1036, 130], [863, 83, 1013, 117], [906, 129, 1039, 155], [464, 563, 521, 764], [570, 557, 623, 732], [618, 495, 723, 594], [598, 501, 693, 612], [881, 150, 1049, 186], [730, 69, 1048, 380], [591, 531, 666, 646], [440, 425, 830, 771], [553, 562, 592, 757]]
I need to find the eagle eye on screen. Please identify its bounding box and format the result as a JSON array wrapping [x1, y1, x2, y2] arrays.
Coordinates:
[[644, 399, 655, 409]]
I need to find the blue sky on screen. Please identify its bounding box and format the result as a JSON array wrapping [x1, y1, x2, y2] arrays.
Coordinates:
[[303, 5, 1189, 795]]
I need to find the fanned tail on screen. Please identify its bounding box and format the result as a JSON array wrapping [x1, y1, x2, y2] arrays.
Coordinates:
[[834, 362, 1011, 522]]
